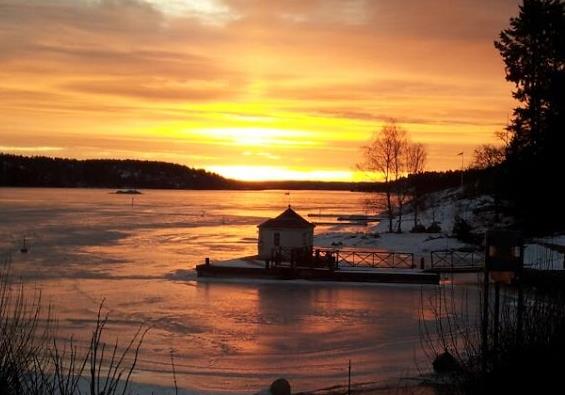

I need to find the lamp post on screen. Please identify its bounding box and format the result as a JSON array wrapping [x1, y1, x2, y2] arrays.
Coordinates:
[[482, 230, 524, 374]]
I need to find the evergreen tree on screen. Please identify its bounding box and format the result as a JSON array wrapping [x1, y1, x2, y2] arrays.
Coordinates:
[[495, 0, 565, 232], [495, 0, 564, 159]]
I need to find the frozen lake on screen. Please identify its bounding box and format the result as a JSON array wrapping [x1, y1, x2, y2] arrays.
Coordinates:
[[0, 188, 476, 394]]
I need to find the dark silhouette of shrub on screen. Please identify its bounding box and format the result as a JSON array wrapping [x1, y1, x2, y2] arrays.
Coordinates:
[[426, 222, 442, 233], [452, 216, 473, 241], [411, 224, 427, 233], [0, 261, 148, 395]]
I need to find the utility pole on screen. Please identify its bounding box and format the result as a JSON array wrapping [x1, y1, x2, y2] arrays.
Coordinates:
[[458, 151, 465, 189]]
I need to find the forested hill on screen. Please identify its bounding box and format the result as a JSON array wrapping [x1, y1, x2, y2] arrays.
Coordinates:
[[0, 154, 375, 190], [0, 154, 231, 189]]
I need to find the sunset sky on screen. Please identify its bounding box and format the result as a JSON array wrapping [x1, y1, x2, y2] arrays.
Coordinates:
[[0, 0, 520, 181]]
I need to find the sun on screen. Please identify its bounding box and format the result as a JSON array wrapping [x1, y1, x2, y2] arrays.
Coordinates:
[[192, 127, 316, 147]]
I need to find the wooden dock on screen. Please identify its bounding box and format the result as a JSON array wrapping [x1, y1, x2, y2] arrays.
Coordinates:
[[195, 261, 440, 285]]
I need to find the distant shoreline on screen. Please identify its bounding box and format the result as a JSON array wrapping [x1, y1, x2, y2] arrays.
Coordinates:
[[0, 185, 370, 192], [0, 153, 377, 192], [1, 153, 474, 193]]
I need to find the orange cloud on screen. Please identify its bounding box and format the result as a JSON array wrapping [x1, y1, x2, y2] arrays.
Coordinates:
[[0, 0, 520, 180]]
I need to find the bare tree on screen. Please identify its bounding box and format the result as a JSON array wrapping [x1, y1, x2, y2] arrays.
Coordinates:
[[360, 121, 429, 233], [359, 121, 407, 233], [472, 144, 505, 169], [406, 143, 427, 229], [471, 129, 510, 170], [392, 129, 409, 233]]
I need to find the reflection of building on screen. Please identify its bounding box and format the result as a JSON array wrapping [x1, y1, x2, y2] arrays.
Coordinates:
[[258, 206, 315, 260]]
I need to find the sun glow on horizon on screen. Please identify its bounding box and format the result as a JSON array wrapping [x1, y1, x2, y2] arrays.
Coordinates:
[[0, 0, 519, 182], [208, 165, 367, 182]]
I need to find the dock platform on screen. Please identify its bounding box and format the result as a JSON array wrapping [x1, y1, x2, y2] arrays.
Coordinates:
[[195, 258, 440, 285]]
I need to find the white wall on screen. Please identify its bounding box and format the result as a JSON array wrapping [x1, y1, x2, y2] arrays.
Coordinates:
[[258, 228, 314, 260]]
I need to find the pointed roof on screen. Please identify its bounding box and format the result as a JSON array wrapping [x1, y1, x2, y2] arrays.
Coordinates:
[[258, 206, 315, 229]]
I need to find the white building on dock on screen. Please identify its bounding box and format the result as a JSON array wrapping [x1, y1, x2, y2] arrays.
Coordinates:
[[258, 206, 315, 260]]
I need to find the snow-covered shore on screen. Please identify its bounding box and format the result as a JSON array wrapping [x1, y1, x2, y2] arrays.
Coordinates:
[[314, 188, 565, 271], [315, 188, 482, 260]]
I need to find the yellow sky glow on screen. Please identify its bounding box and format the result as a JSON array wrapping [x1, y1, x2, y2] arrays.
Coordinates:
[[209, 165, 360, 182], [0, 0, 520, 181]]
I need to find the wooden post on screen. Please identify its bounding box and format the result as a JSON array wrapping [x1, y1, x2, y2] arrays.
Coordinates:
[[517, 275, 524, 347], [516, 246, 525, 347], [420, 256, 425, 270], [481, 268, 489, 375], [493, 282, 500, 354]]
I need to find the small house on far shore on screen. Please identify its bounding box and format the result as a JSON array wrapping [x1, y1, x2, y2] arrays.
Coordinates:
[[258, 206, 315, 260]]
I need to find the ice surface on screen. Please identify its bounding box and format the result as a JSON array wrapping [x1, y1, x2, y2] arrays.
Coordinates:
[[0, 188, 478, 393]]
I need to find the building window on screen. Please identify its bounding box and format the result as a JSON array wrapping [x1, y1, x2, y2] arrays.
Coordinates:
[[274, 232, 280, 246]]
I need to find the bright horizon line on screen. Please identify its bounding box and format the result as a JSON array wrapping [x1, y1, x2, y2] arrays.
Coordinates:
[[3, 151, 473, 183], [0, 151, 372, 182]]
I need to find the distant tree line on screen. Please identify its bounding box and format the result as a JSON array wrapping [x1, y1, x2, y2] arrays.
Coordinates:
[[0, 154, 230, 189], [0, 154, 380, 191], [0, 153, 485, 194], [239, 179, 377, 191]]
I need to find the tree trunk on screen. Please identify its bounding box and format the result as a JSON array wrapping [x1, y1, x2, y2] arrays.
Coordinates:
[[386, 188, 393, 233], [396, 201, 403, 233], [413, 194, 419, 228]]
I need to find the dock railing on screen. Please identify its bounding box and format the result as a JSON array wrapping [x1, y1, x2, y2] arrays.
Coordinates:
[[430, 249, 483, 269], [269, 247, 416, 269], [318, 248, 415, 269]]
